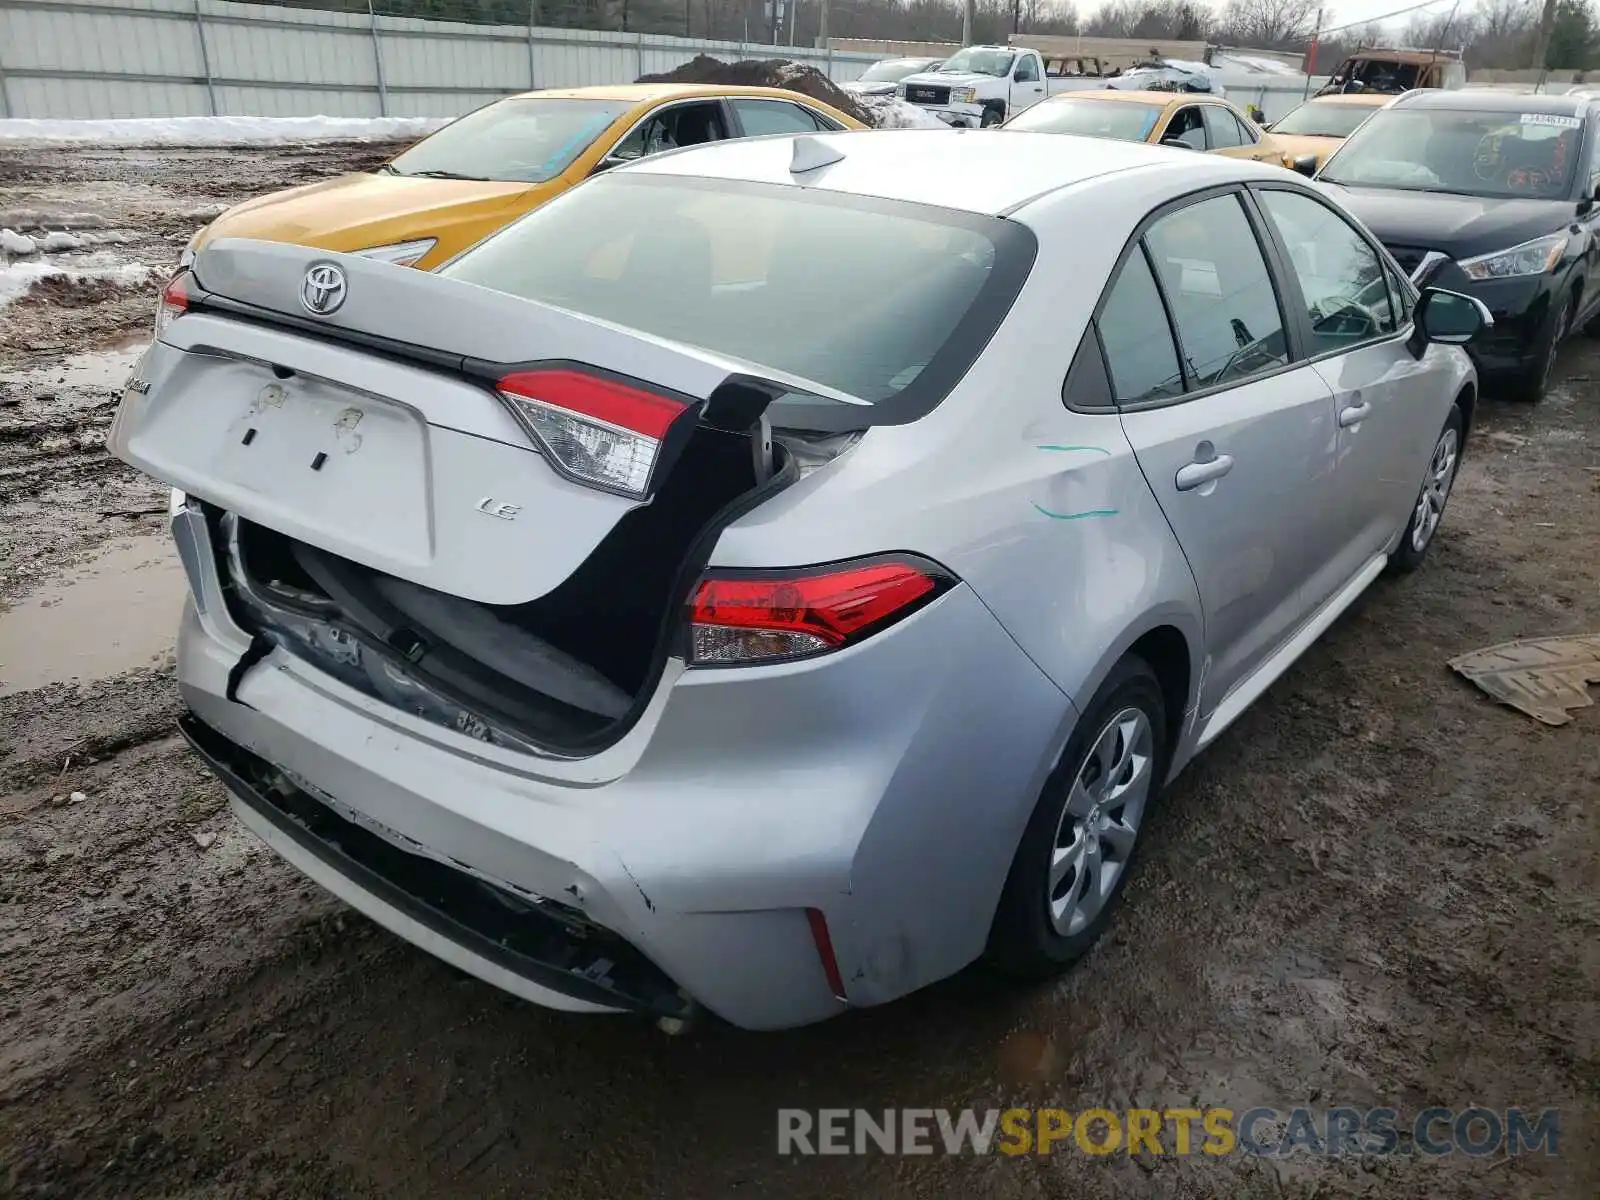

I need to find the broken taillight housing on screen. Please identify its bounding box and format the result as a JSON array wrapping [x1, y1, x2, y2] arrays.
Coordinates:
[[154, 271, 191, 338], [497, 367, 698, 500], [688, 555, 956, 666]]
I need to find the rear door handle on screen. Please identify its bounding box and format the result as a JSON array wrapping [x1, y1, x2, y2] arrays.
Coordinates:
[[1338, 400, 1372, 427], [1175, 453, 1234, 491]]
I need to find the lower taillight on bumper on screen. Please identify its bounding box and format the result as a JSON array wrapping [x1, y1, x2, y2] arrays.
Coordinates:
[[687, 554, 957, 666]]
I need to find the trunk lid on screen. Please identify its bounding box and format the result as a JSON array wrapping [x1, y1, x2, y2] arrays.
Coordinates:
[[112, 238, 766, 605]]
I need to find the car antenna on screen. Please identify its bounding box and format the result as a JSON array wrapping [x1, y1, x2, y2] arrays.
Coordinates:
[[790, 134, 845, 177]]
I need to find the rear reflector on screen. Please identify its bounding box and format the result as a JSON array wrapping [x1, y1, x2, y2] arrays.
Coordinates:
[[497, 368, 694, 500], [805, 908, 848, 1002], [688, 555, 954, 666], [154, 271, 190, 338]]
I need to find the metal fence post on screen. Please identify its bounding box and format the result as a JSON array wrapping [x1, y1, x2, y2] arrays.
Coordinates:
[[367, 0, 389, 116], [526, 0, 538, 90], [635, 31, 644, 81], [194, 0, 218, 116], [0, 45, 11, 120]]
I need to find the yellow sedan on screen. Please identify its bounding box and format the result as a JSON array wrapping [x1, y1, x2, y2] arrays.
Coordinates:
[[183, 84, 866, 271], [1001, 89, 1293, 166], [1262, 92, 1393, 171]]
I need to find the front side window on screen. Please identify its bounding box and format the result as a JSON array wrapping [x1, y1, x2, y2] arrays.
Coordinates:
[[386, 98, 633, 183], [1144, 194, 1289, 389], [1319, 107, 1583, 200], [609, 102, 729, 161], [1164, 107, 1207, 150], [1015, 55, 1041, 82], [1259, 189, 1398, 353], [1004, 98, 1165, 142], [1203, 105, 1244, 148], [445, 175, 1031, 418]]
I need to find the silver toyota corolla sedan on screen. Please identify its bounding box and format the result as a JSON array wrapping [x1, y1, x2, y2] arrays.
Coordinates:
[[110, 129, 1486, 1031]]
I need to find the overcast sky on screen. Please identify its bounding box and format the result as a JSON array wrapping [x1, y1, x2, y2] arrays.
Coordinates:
[[1073, 0, 1460, 35]]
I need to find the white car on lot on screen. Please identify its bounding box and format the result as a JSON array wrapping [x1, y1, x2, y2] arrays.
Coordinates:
[[895, 45, 1062, 126], [111, 129, 1486, 1031]]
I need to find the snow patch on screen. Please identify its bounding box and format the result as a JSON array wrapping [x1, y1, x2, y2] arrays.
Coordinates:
[[1, 229, 39, 256], [0, 115, 448, 146], [855, 95, 947, 130], [39, 231, 84, 252], [0, 256, 157, 310]]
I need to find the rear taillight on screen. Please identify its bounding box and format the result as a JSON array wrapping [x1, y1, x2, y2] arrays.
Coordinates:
[[688, 554, 955, 666], [497, 367, 698, 500], [154, 271, 190, 337]]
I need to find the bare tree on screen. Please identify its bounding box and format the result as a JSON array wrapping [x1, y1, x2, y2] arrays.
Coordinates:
[[1217, 0, 1318, 45]]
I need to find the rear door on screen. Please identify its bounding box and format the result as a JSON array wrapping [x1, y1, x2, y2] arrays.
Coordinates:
[[1253, 184, 1444, 596], [1204, 102, 1279, 162], [1105, 188, 1342, 712]]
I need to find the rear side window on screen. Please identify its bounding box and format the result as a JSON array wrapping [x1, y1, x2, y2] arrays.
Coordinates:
[[733, 99, 831, 136], [445, 174, 1036, 423], [1203, 105, 1244, 148], [1097, 248, 1185, 403], [1144, 193, 1288, 389]]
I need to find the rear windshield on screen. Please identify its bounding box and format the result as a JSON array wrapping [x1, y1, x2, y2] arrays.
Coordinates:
[[442, 173, 1036, 423], [385, 98, 632, 184], [1272, 100, 1379, 138], [1003, 97, 1162, 141]]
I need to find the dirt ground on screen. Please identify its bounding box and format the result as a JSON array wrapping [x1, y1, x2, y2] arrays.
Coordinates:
[[0, 143, 1596, 1200]]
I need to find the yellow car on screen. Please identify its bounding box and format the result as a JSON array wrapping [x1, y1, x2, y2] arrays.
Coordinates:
[[1262, 92, 1393, 171], [1000, 89, 1293, 165], [184, 84, 866, 271]]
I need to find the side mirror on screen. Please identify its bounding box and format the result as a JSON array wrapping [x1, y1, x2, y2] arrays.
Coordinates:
[[590, 153, 631, 175], [1161, 137, 1194, 150], [1291, 153, 1318, 177], [1409, 287, 1493, 356]]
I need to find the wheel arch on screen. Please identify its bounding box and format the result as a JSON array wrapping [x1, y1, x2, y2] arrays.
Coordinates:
[[1070, 609, 1203, 778]]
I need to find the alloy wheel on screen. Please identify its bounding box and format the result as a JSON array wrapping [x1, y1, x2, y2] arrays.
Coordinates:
[[1047, 708, 1154, 937], [1411, 426, 1460, 554]]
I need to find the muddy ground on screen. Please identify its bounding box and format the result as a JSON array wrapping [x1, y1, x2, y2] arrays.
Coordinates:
[[0, 144, 1596, 1199]]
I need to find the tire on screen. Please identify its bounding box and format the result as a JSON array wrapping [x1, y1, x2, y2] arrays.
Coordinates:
[[986, 655, 1169, 979], [980, 106, 1004, 128], [1509, 291, 1574, 403], [1387, 402, 1464, 575]]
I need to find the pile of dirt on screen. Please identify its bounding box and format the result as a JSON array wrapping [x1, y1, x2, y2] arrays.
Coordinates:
[[635, 55, 874, 126]]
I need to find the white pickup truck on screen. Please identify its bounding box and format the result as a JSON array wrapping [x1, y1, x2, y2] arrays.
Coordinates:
[[895, 46, 1068, 128]]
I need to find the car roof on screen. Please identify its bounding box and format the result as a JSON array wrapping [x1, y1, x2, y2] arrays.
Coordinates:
[[1048, 89, 1183, 105], [505, 83, 835, 104], [622, 128, 1288, 216], [1308, 92, 1393, 107], [1392, 88, 1590, 115]]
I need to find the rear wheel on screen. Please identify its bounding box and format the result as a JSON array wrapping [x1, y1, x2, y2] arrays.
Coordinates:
[[987, 656, 1168, 978], [1388, 403, 1463, 574]]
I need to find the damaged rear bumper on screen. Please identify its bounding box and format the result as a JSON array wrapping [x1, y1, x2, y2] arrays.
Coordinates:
[[171, 498, 1075, 1030]]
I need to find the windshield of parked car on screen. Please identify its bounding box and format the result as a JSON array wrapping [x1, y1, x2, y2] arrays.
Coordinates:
[[384, 98, 633, 183], [858, 58, 940, 82], [1272, 100, 1380, 138], [1320, 107, 1582, 198], [1003, 97, 1163, 141], [444, 174, 1028, 412], [938, 49, 1015, 76]]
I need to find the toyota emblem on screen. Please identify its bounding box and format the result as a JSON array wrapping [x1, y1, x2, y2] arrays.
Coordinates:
[[300, 263, 348, 316]]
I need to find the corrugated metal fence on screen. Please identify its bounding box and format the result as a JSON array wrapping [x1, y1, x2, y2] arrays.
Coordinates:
[[0, 0, 878, 120]]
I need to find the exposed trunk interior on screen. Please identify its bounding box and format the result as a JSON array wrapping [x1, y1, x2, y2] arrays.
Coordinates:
[[213, 425, 795, 755]]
